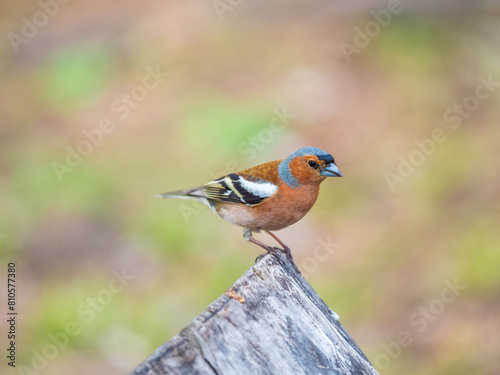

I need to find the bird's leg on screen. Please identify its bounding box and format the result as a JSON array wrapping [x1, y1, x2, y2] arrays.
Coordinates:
[[265, 231, 300, 274], [243, 229, 282, 263], [266, 231, 292, 258]]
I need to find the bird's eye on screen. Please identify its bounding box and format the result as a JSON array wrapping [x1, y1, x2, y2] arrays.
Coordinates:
[[308, 160, 317, 168]]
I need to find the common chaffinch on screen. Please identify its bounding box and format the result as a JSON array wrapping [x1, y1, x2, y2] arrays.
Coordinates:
[[158, 146, 342, 264]]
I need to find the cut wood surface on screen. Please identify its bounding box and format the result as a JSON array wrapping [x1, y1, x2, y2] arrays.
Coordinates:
[[131, 250, 379, 375]]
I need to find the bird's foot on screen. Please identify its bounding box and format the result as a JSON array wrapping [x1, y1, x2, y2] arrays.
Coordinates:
[[281, 245, 293, 262], [264, 231, 300, 274], [247, 229, 300, 274], [254, 252, 267, 263], [280, 245, 300, 275], [262, 245, 301, 275], [255, 246, 282, 263]]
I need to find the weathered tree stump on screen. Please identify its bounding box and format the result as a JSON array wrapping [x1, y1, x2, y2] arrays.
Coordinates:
[[130, 250, 379, 375]]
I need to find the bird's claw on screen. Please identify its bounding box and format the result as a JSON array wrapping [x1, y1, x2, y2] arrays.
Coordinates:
[[254, 246, 300, 275], [254, 252, 267, 263], [278, 246, 300, 274]]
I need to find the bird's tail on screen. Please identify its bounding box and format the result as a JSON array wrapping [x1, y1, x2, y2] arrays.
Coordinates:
[[154, 187, 215, 211], [155, 186, 204, 200]]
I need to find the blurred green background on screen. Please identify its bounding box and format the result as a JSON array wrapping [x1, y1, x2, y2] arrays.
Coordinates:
[[1, 1, 499, 374]]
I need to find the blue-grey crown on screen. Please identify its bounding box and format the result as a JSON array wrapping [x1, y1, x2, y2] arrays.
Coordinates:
[[278, 147, 333, 188]]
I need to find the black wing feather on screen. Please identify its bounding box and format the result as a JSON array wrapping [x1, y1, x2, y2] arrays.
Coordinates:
[[204, 173, 269, 206]]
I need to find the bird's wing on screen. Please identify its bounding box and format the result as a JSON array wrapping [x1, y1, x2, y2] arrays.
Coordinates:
[[203, 173, 278, 206]]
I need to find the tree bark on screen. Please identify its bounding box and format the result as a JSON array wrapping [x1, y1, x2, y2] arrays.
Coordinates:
[[130, 251, 379, 375]]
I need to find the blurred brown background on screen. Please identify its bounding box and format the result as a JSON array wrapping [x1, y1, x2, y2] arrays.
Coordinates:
[[1, 1, 499, 374]]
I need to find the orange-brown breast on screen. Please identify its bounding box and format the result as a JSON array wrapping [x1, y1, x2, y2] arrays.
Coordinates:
[[248, 179, 320, 231], [215, 158, 323, 231], [220, 178, 318, 231]]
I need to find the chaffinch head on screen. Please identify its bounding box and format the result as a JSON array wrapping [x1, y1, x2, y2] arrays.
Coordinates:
[[158, 147, 342, 264]]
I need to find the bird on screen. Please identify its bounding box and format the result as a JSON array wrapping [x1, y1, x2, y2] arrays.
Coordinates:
[[157, 146, 342, 267]]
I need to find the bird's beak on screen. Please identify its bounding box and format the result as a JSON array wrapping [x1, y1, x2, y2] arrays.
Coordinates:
[[321, 163, 342, 177]]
